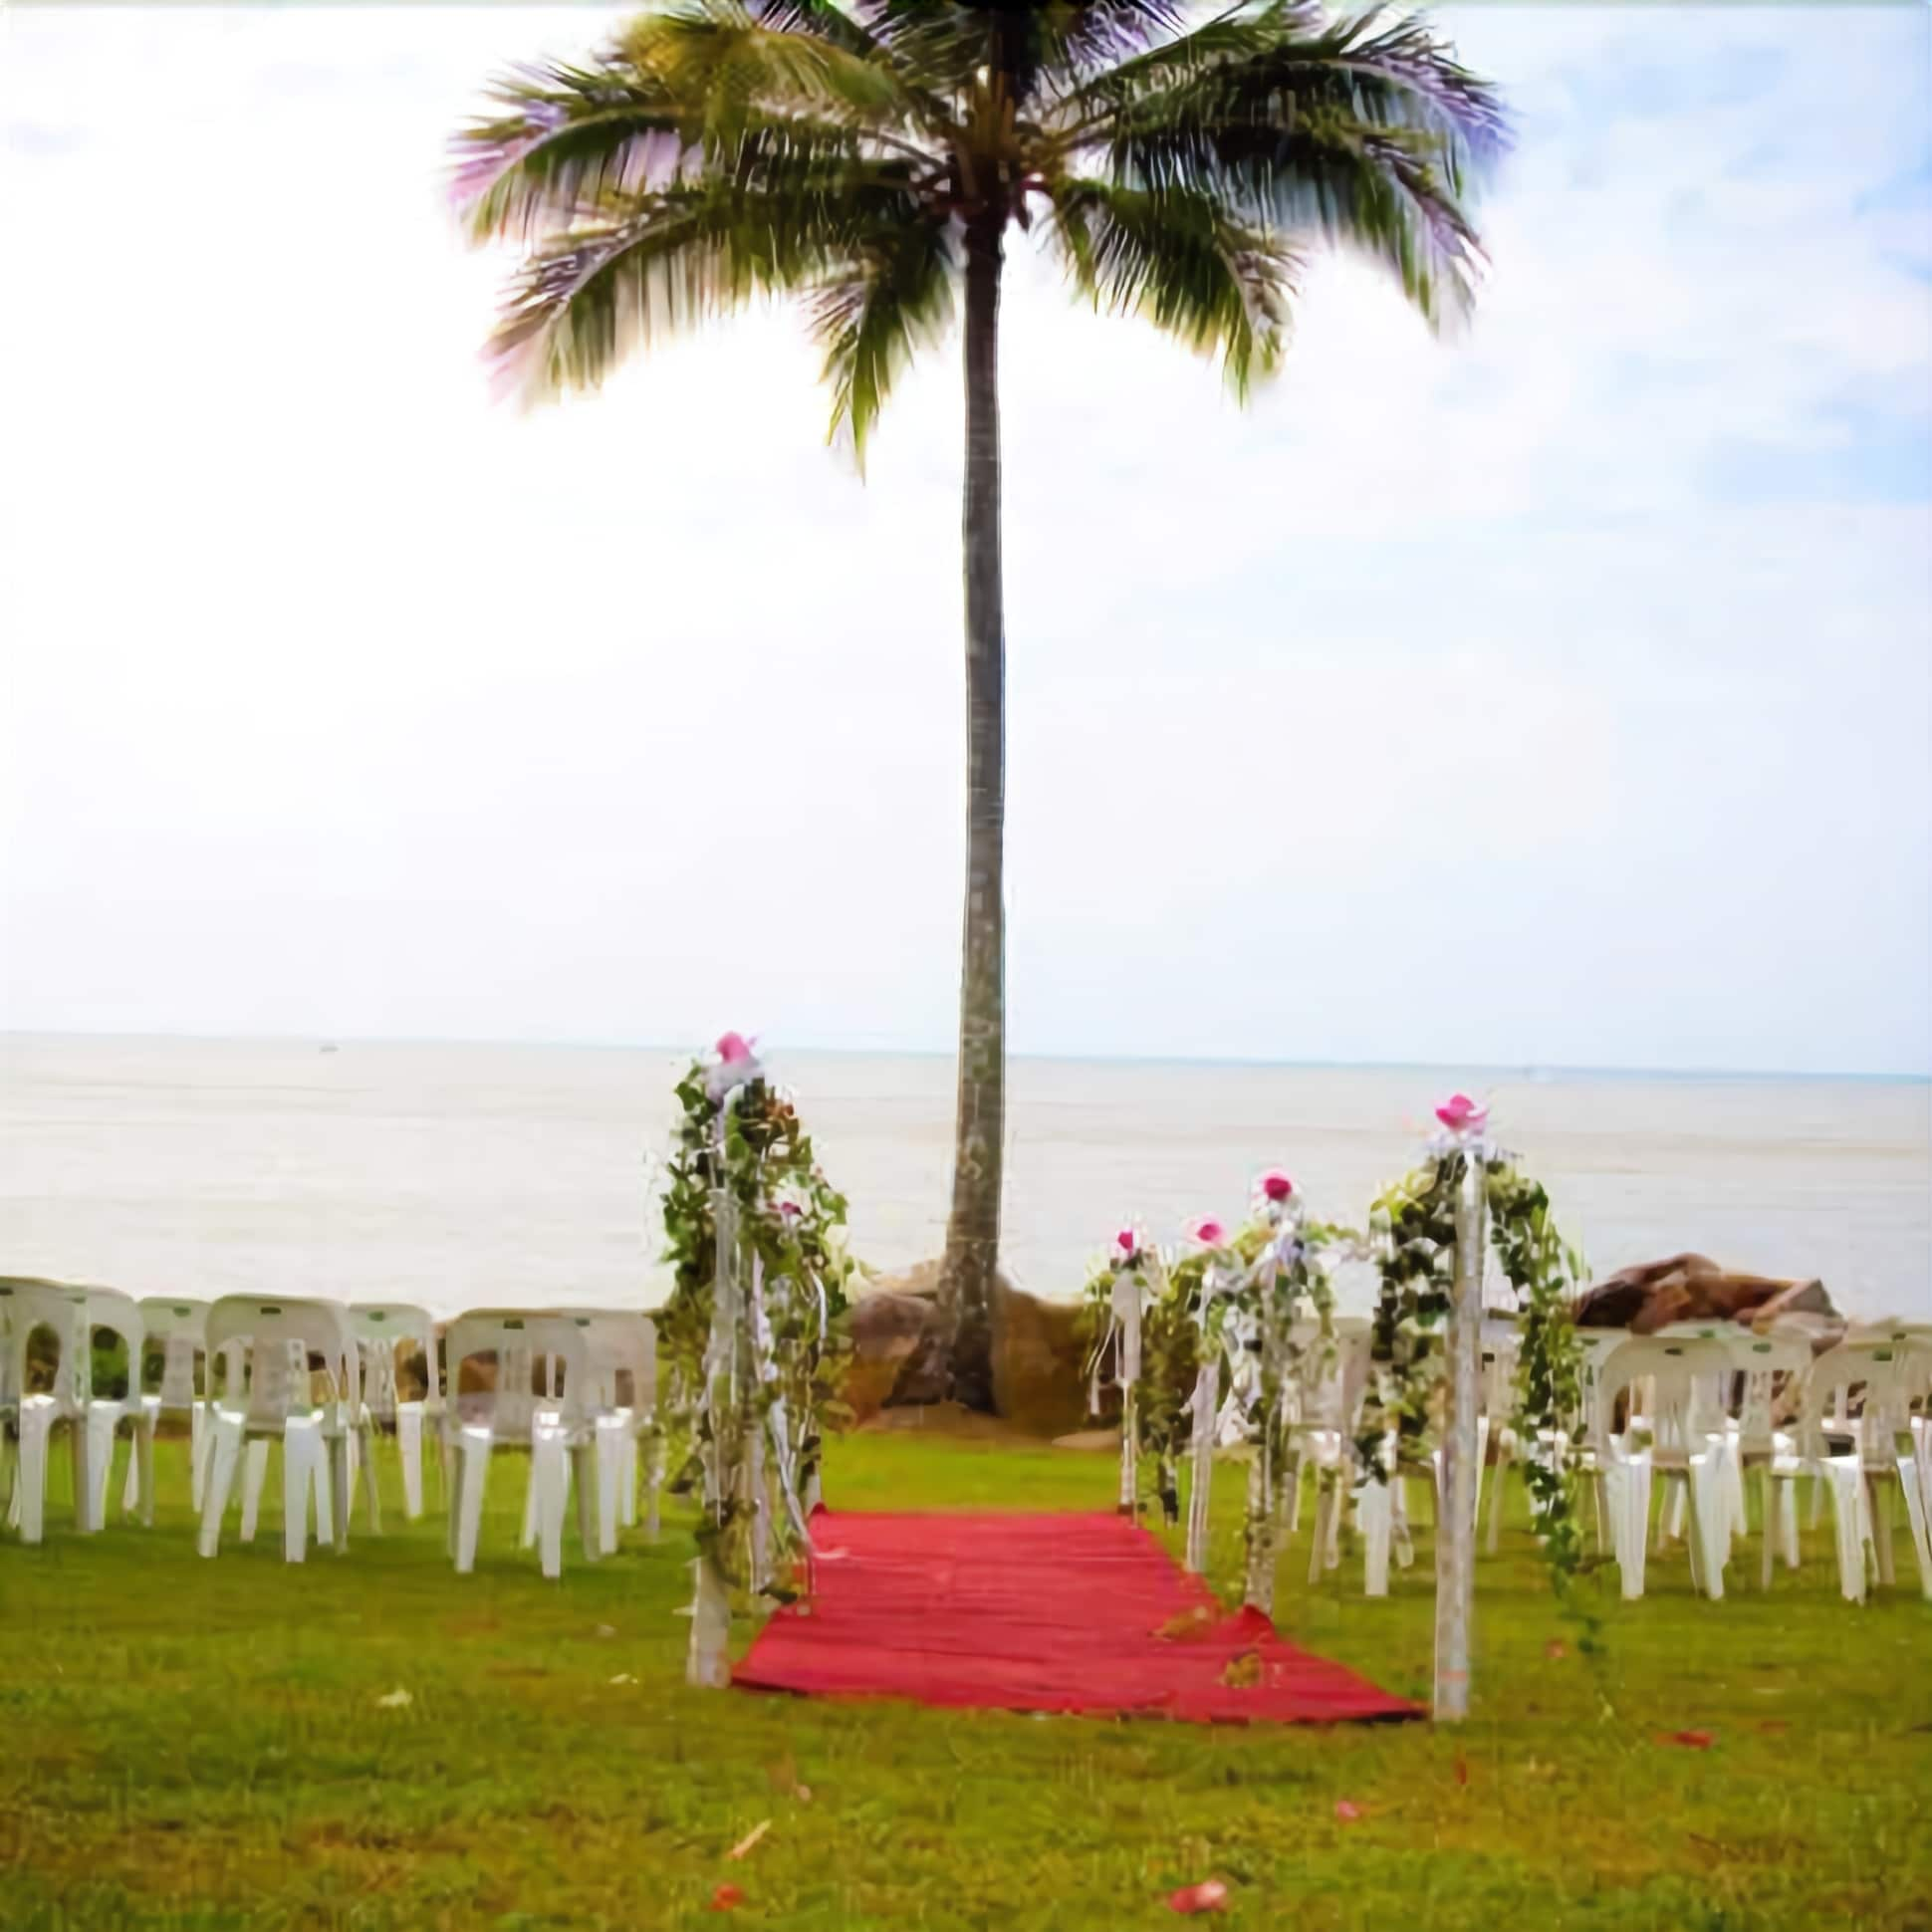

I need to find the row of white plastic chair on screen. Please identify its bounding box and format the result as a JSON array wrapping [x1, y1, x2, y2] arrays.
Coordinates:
[[1293, 1316, 1932, 1604], [1, 1283, 656, 1579]]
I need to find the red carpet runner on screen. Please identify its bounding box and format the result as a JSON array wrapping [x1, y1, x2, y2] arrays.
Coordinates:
[[734, 1511, 1420, 1724]]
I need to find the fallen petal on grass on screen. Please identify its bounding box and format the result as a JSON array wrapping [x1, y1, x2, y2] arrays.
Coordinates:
[[1167, 1879, 1229, 1914], [1334, 1800, 1364, 1821], [374, 1689, 412, 1710], [1545, 1640, 1568, 1660], [708, 1883, 745, 1912], [1659, 1730, 1715, 1750]]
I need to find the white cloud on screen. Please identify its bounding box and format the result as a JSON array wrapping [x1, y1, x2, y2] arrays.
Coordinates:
[[1, 5, 1927, 1073]]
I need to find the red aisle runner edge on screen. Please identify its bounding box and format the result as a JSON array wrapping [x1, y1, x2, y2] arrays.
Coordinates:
[[733, 1510, 1421, 1725]]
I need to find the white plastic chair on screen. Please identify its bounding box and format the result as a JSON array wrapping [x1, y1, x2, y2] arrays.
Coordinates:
[[130, 1298, 213, 1515], [443, 1313, 600, 1579], [1594, 1337, 1733, 1599], [1800, 1339, 1932, 1603], [2, 1279, 97, 1543], [1718, 1330, 1811, 1587], [198, 1297, 376, 1563], [348, 1304, 442, 1522], [495, 1311, 657, 1559], [79, 1287, 155, 1529]]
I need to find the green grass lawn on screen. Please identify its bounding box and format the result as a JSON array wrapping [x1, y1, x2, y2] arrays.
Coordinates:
[[2, 1431, 1928, 1932]]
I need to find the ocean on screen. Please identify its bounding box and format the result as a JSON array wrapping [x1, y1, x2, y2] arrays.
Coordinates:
[[1, 1034, 1926, 1323]]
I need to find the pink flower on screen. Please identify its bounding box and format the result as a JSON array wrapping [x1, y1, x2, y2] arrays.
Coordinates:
[[778, 1202, 802, 1221], [1167, 1879, 1229, 1915], [1190, 1217, 1227, 1249], [1260, 1170, 1294, 1203], [1435, 1092, 1488, 1134], [716, 1032, 756, 1065], [1115, 1228, 1137, 1256]]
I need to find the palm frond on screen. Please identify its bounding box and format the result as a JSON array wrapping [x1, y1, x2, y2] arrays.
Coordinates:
[[487, 165, 924, 403], [451, 58, 691, 245], [1048, 175, 1294, 394], [618, 3, 928, 146], [1069, 5, 1505, 328], [809, 216, 958, 463]]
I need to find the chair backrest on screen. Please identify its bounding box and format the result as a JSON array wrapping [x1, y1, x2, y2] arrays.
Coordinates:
[[1569, 1329, 1633, 1454], [1799, 1340, 1919, 1468], [1723, 1331, 1812, 1455], [349, 1303, 442, 1415], [77, 1288, 144, 1405], [1596, 1337, 1733, 1467], [0, 1277, 93, 1411], [137, 1297, 210, 1407], [205, 1296, 360, 1428], [445, 1313, 594, 1436], [546, 1309, 656, 1416], [1286, 1319, 1371, 1435]]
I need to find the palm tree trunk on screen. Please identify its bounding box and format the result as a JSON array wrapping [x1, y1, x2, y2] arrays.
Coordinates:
[[939, 212, 1007, 1413]]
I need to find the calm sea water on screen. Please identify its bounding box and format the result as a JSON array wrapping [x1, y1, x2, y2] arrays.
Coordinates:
[[1, 1035, 1926, 1323]]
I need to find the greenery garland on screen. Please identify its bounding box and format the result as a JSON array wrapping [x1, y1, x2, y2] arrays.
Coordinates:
[[1080, 1196, 1351, 1545], [655, 1051, 854, 1605], [1359, 1136, 1595, 1632]]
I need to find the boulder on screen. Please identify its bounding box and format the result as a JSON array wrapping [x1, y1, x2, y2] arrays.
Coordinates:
[[836, 1260, 1095, 1435], [844, 1289, 949, 1420], [1574, 1255, 1839, 1345], [990, 1273, 1092, 1438]]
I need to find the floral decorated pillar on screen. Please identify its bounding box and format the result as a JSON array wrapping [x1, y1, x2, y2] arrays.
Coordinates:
[[1434, 1093, 1490, 1723], [663, 1034, 854, 1692], [1182, 1216, 1236, 1574]]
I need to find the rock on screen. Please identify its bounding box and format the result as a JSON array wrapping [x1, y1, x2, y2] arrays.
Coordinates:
[[1574, 1256, 1839, 1344], [844, 1290, 948, 1420], [836, 1259, 1096, 1434], [990, 1272, 1092, 1437]]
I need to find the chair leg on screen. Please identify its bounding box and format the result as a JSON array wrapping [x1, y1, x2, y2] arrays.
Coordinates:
[[198, 1417, 244, 1559], [1760, 1469, 1775, 1590], [1357, 1482, 1391, 1597], [1872, 1475, 1896, 1588], [360, 1425, 382, 1538], [395, 1403, 424, 1521], [575, 1441, 601, 1564], [189, 1401, 208, 1513], [453, 1435, 491, 1574], [136, 1413, 156, 1529], [121, 1417, 142, 1517], [616, 1425, 637, 1532], [240, 1439, 271, 1544], [533, 1433, 567, 1579], [596, 1419, 622, 1557], [1894, 1454, 1932, 1601], [284, 1424, 315, 1564], [15, 1402, 55, 1545], [1780, 1480, 1802, 1569], [330, 1436, 351, 1555], [520, 1449, 542, 1551]]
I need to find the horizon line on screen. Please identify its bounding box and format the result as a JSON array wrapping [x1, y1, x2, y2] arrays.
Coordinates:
[[3, 1025, 1926, 1087]]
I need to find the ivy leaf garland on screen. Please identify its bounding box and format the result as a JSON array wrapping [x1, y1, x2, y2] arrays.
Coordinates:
[[1359, 1144, 1597, 1642], [654, 1059, 854, 1604]]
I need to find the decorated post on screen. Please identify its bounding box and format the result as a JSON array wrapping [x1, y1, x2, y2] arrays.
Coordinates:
[[1361, 1093, 1590, 1722], [1435, 1096, 1488, 1723], [655, 1034, 853, 1691], [1087, 1226, 1163, 1516], [1182, 1216, 1237, 1574]]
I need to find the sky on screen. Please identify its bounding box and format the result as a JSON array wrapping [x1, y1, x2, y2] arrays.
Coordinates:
[[2, 5, 1928, 1077]]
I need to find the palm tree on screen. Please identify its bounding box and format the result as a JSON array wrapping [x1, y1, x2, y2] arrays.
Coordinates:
[[453, 0, 1505, 1409]]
